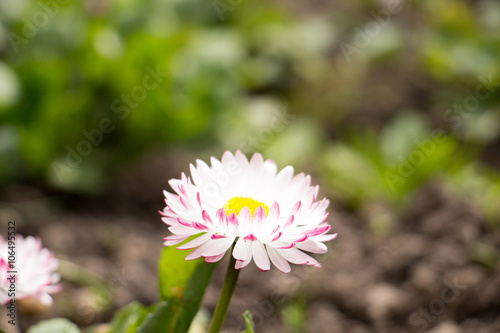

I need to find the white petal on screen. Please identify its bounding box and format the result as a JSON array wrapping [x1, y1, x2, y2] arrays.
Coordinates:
[[237, 207, 252, 235], [37, 292, 54, 306], [294, 239, 328, 254], [164, 238, 188, 246], [233, 237, 250, 261], [263, 160, 278, 177], [276, 165, 294, 183], [176, 233, 211, 250], [205, 253, 225, 263], [235, 150, 249, 166], [266, 245, 291, 273], [201, 237, 235, 257], [163, 234, 191, 246], [235, 256, 252, 269], [277, 247, 318, 265], [168, 225, 200, 235], [162, 151, 337, 271], [250, 152, 264, 168], [268, 202, 280, 222], [185, 241, 215, 260], [313, 233, 338, 242], [252, 241, 270, 271]]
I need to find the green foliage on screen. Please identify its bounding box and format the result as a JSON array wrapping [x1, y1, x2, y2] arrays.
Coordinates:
[[108, 302, 148, 333], [159, 243, 203, 301], [0, 0, 291, 194], [105, 241, 217, 333], [137, 301, 179, 333], [158, 241, 218, 333], [444, 163, 500, 226], [2, 0, 500, 214], [470, 241, 500, 270], [281, 298, 307, 333], [320, 111, 468, 208], [26, 318, 80, 333], [242, 311, 256, 333]]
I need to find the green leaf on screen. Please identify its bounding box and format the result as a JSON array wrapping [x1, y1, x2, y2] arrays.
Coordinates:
[[159, 243, 201, 301], [137, 301, 179, 333], [108, 301, 148, 333], [27, 318, 81, 333], [158, 242, 218, 333], [174, 261, 217, 332], [242, 310, 255, 333]]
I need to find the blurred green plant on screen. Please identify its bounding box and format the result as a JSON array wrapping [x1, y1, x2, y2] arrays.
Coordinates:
[[444, 163, 500, 226], [281, 296, 308, 333], [26, 318, 80, 333], [0, 0, 295, 194], [30, 236, 217, 333], [320, 111, 468, 208], [242, 310, 255, 333], [105, 239, 217, 333]]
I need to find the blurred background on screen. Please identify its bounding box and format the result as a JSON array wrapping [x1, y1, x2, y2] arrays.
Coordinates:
[[1, 0, 500, 332]]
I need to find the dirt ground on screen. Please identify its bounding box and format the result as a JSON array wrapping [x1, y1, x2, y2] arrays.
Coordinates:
[[2, 148, 499, 333]]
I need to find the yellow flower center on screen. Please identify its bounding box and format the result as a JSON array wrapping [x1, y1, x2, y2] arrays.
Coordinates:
[[224, 196, 269, 216]]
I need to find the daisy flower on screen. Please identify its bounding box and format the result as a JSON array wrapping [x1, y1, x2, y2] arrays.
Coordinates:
[[161, 151, 336, 273], [0, 235, 62, 305]]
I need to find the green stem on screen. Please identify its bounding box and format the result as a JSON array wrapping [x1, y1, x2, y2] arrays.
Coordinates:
[[208, 253, 241, 333]]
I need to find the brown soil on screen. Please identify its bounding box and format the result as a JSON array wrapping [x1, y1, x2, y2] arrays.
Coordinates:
[[2, 149, 499, 333]]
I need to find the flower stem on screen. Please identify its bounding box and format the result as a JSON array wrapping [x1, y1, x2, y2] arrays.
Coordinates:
[[208, 253, 241, 333]]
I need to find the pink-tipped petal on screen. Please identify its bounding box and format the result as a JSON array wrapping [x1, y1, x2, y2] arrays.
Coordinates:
[[216, 208, 228, 227], [244, 234, 258, 241], [277, 247, 317, 265], [266, 246, 291, 273], [192, 222, 210, 231], [161, 151, 335, 272], [235, 256, 252, 269], [313, 233, 338, 242], [291, 201, 302, 215], [252, 241, 271, 271], [295, 239, 328, 254], [211, 234, 227, 239], [253, 206, 266, 225], [238, 206, 252, 223], [176, 233, 211, 250], [164, 239, 186, 246], [201, 237, 235, 257], [164, 234, 191, 246], [0, 235, 61, 306], [250, 152, 264, 167], [306, 225, 331, 237], [233, 238, 250, 261], [185, 241, 214, 260], [202, 211, 214, 226], [197, 192, 202, 209], [205, 253, 225, 263], [268, 202, 280, 222]]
